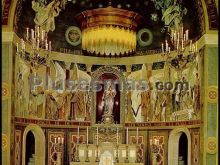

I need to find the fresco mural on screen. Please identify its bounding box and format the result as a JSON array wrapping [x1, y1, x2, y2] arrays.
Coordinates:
[[14, 0, 203, 54], [14, 48, 202, 123]]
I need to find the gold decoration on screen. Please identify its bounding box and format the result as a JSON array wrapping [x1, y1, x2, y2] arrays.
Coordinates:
[[207, 86, 218, 103], [2, 134, 8, 151], [75, 6, 142, 56], [2, 82, 10, 100], [207, 137, 217, 154]]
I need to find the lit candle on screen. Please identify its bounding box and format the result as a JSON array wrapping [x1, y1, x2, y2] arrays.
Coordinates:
[[116, 127, 119, 144], [190, 40, 192, 51], [86, 126, 88, 145], [96, 127, 98, 145], [31, 29, 34, 40], [165, 40, 168, 52], [126, 127, 128, 145], [182, 40, 184, 50], [37, 26, 40, 38], [77, 127, 79, 144], [26, 28, 29, 40], [42, 30, 45, 41], [161, 43, 164, 53], [16, 43, 19, 52], [136, 128, 139, 144], [195, 41, 198, 52], [186, 30, 189, 41], [49, 41, 51, 52], [181, 27, 183, 38]]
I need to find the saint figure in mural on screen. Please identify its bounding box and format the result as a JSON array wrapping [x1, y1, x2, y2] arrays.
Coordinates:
[[102, 81, 116, 116]]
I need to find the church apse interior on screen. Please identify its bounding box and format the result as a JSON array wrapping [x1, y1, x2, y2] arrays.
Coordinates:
[[1, 0, 218, 165]]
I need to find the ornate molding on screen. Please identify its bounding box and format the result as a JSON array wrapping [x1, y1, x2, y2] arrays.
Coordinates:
[[207, 86, 218, 103], [2, 134, 8, 151], [207, 137, 217, 154], [2, 82, 10, 100]]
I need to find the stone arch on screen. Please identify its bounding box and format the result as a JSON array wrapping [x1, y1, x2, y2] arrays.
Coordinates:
[[22, 124, 45, 165], [168, 127, 191, 165]]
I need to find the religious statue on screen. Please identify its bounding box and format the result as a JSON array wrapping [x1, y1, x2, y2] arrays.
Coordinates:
[[101, 81, 116, 124], [102, 82, 116, 116]]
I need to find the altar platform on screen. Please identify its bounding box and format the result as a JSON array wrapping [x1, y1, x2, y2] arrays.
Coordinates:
[[70, 163, 144, 165]]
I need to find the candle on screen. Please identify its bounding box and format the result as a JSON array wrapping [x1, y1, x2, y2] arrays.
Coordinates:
[[49, 41, 51, 52], [87, 127, 88, 145], [26, 28, 29, 40], [116, 127, 119, 144], [182, 40, 184, 50], [31, 29, 34, 40], [136, 128, 139, 144], [62, 137, 64, 144], [181, 27, 183, 38], [186, 30, 189, 41], [126, 127, 128, 145], [190, 40, 192, 51], [58, 137, 60, 143], [41, 30, 45, 41], [195, 41, 198, 52], [77, 127, 79, 144], [37, 26, 40, 38], [96, 127, 99, 145], [165, 40, 168, 52], [16, 43, 19, 52], [161, 43, 164, 53], [55, 137, 57, 144]]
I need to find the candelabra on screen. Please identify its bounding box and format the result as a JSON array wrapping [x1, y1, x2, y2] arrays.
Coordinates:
[[161, 26, 198, 80], [95, 144, 100, 162], [54, 137, 64, 165], [85, 144, 90, 162], [115, 144, 119, 163], [124, 145, 129, 163], [16, 26, 51, 71]]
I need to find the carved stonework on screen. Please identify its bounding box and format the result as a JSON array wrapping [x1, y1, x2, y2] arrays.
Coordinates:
[[2, 82, 10, 100], [207, 137, 217, 154], [2, 134, 8, 151], [91, 66, 126, 126], [207, 86, 218, 103]]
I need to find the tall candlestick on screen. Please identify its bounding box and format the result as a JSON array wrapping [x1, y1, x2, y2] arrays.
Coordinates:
[[126, 127, 128, 145], [96, 127, 98, 145], [87, 127, 88, 145], [117, 127, 119, 144], [77, 127, 79, 144], [136, 128, 138, 144]]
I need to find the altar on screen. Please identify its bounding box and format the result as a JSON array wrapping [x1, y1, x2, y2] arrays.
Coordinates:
[[70, 142, 144, 165]]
